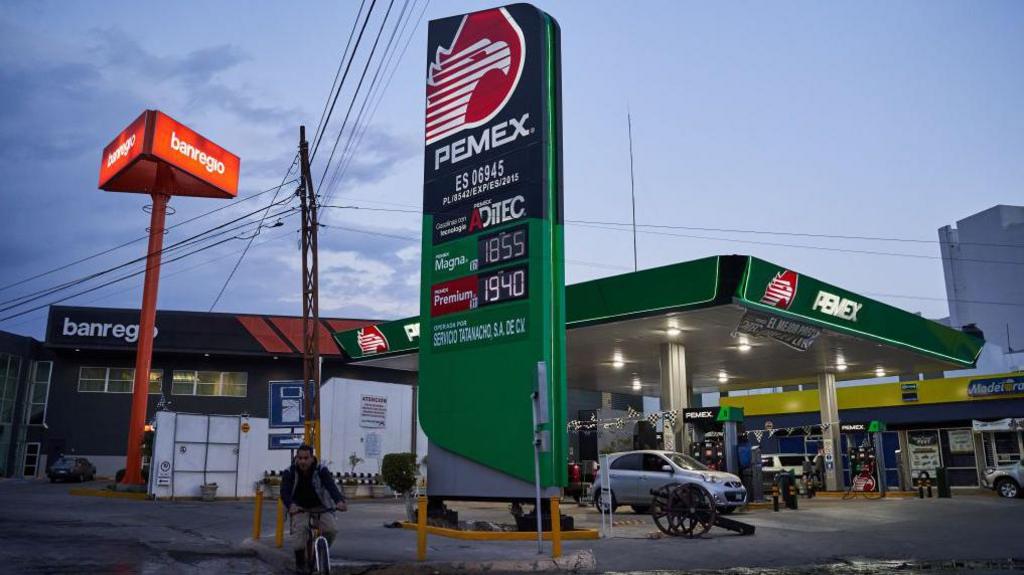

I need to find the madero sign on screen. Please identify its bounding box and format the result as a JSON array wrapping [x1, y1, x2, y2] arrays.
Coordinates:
[[419, 4, 565, 493]]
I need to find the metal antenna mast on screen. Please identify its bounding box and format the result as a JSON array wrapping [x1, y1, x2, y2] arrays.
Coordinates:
[[628, 111, 638, 272], [298, 126, 322, 455]]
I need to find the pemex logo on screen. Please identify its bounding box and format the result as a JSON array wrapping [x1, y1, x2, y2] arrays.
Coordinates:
[[760, 270, 799, 310], [425, 8, 525, 145], [357, 326, 390, 355]]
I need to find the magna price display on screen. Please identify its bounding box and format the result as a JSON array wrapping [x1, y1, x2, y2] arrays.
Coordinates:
[[418, 4, 567, 491]]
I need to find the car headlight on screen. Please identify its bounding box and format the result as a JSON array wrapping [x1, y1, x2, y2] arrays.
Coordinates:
[[984, 468, 995, 475], [701, 474, 720, 484]]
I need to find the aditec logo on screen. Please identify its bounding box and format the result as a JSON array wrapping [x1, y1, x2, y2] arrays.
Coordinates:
[[760, 270, 799, 310], [425, 8, 526, 146], [469, 194, 525, 231], [357, 326, 390, 355]]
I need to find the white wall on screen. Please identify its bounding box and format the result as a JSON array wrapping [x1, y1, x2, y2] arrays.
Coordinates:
[[147, 378, 418, 498], [149, 411, 291, 499], [319, 377, 416, 475]]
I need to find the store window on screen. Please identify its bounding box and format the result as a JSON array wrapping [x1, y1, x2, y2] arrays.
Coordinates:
[[26, 361, 53, 426], [171, 371, 247, 397], [0, 354, 22, 424], [78, 367, 162, 394]]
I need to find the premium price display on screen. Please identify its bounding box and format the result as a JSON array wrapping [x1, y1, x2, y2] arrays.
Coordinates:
[[478, 225, 528, 267], [479, 266, 528, 305]]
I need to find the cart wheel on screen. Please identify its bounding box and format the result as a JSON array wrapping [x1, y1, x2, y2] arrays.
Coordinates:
[[650, 483, 717, 538]]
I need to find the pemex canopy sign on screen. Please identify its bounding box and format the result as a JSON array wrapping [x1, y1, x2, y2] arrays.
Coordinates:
[[419, 3, 566, 493]]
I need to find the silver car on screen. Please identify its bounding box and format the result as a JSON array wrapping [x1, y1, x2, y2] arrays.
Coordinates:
[[982, 460, 1024, 498], [590, 450, 747, 514]]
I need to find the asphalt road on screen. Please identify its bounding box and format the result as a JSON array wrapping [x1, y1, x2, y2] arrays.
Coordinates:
[[1, 479, 1021, 574]]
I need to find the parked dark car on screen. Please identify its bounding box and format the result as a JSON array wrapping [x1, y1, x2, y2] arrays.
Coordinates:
[[47, 457, 96, 483]]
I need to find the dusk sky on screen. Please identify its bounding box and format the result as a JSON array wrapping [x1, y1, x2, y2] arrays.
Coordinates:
[[1, 0, 1021, 339]]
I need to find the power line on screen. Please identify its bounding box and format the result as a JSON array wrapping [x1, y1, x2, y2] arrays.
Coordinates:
[[208, 156, 300, 311], [316, 0, 398, 194], [321, 0, 415, 204], [0, 201, 298, 312], [310, 0, 371, 152], [0, 178, 299, 295], [568, 218, 1024, 249], [315, 218, 1024, 308], [329, 0, 428, 198], [310, 0, 379, 163], [0, 228, 300, 329], [568, 221, 1024, 267]]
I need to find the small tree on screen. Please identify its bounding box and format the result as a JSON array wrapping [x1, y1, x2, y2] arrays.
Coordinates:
[[348, 452, 364, 474], [381, 453, 418, 520]]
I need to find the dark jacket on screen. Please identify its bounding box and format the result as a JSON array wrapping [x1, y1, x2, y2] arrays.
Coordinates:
[[280, 457, 345, 510]]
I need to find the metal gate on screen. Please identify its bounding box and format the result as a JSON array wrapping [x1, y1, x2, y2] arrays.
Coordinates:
[[170, 413, 241, 499]]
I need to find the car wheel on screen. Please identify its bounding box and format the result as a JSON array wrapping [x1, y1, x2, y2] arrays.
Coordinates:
[[631, 505, 650, 514], [595, 491, 617, 513], [995, 478, 1020, 499]]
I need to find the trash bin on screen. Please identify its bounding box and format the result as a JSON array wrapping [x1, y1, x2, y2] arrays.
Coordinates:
[[936, 467, 952, 498], [777, 472, 797, 509]]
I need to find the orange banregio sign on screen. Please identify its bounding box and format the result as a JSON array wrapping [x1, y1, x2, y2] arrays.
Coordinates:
[[98, 110, 240, 199]]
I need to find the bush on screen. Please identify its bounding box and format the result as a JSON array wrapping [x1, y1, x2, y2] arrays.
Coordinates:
[[381, 453, 417, 495]]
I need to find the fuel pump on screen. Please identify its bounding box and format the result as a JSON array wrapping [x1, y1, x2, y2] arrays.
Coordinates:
[[682, 406, 745, 474], [841, 420, 886, 498]]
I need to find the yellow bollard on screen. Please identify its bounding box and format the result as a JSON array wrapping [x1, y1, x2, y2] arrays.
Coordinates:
[[275, 499, 285, 548], [550, 497, 561, 559], [252, 487, 264, 540], [417, 495, 428, 561]]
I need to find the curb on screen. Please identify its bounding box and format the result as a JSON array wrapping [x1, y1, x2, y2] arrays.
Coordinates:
[[69, 488, 149, 500], [241, 538, 596, 574]]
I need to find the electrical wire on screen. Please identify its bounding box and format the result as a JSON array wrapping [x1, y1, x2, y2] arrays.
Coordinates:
[[323, 0, 428, 208], [320, 0, 415, 205], [310, 0, 371, 152], [568, 221, 1024, 267], [316, 0, 398, 195], [310, 0, 380, 163], [208, 156, 300, 311], [569, 218, 1024, 249], [0, 178, 299, 295], [0, 201, 298, 312], [0, 228, 301, 329]]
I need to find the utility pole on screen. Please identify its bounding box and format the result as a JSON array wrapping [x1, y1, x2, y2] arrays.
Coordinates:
[[297, 126, 322, 456]]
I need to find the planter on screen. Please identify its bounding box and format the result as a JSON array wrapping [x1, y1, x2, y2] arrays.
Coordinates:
[[200, 483, 218, 501], [342, 484, 358, 499], [266, 483, 281, 499], [356, 484, 372, 498], [371, 484, 392, 498]]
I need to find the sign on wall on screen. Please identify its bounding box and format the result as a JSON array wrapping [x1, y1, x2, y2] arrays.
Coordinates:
[[269, 381, 305, 429], [418, 4, 565, 489], [907, 430, 941, 472], [359, 395, 388, 429], [946, 429, 973, 454], [967, 375, 1024, 398]]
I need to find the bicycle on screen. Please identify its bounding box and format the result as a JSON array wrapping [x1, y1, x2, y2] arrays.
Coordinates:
[[304, 510, 332, 575]]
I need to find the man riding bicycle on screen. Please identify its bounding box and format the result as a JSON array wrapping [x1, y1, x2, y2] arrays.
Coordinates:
[[280, 444, 347, 573]]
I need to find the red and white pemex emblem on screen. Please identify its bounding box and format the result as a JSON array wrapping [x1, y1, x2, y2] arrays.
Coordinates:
[[425, 8, 525, 145], [760, 270, 799, 309], [357, 326, 390, 355]]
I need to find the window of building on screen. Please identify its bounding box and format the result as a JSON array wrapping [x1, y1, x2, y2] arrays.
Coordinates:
[[171, 371, 247, 397], [0, 353, 22, 424], [26, 361, 52, 426], [78, 367, 162, 394]]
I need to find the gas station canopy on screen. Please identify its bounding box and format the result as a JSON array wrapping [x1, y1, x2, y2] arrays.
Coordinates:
[[333, 255, 983, 394]]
